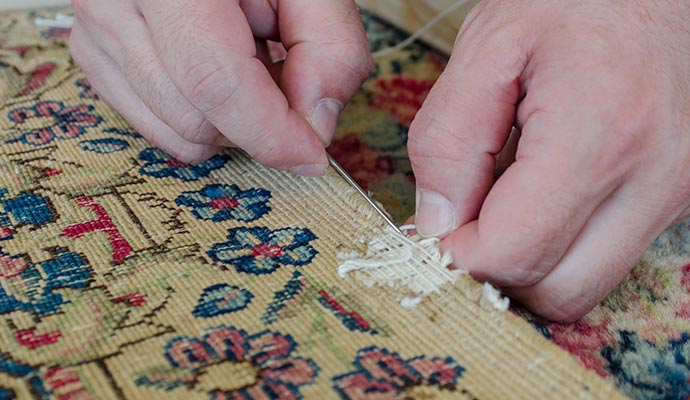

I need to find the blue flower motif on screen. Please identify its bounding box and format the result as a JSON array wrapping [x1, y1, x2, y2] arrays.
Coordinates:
[[138, 148, 229, 182], [0, 247, 90, 316], [0, 189, 57, 240], [78, 138, 129, 154], [176, 184, 271, 223], [603, 331, 690, 400], [192, 284, 253, 318], [2, 191, 55, 227], [207, 227, 318, 275]]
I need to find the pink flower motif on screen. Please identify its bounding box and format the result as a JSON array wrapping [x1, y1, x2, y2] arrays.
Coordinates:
[[333, 346, 464, 399], [8, 101, 102, 146], [44, 366, 92, 399], [0, 253, 29, 278], [138, 325, 319, 398]]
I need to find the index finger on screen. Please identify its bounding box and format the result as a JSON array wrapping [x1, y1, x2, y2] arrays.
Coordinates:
[[136, 0, 327, 175]]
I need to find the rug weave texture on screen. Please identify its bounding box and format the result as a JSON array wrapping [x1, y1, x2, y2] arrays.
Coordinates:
[[330, 11, 690, 400], [0, 7, 622, 399]]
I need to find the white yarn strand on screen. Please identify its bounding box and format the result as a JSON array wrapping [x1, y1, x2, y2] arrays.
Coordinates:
[[35, 12, 74, 28], [338, 225, 464, 307], [368, 0, 474, 59], [482, 282, 510, 311]]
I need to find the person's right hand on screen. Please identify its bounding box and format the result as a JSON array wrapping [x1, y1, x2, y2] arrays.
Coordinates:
[[69, 0, 371, 175]]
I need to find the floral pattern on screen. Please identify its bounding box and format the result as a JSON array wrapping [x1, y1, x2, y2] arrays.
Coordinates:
[[602, 331, 690, 400], [192, 284, 254, 318], [0, 247, 89, 316], [176, 184, 271, 223], [2, 6, 683, 399], [332, 346, 465, 399], [136, 325, 319, 398], [261, 271, 309, 325], [318, 290, 377, 335], [207, 227, 318, 275], [0, 189, 56, 240], [138, 148, 229, 181], [75, 77, 98, 99], [7, 101, 102, 146], [79, 138, 129, 154]]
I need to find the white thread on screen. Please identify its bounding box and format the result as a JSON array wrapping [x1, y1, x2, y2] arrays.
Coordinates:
[[368, 0, 474, 59], [482, 282, 510, 311], [338, 227, 463, 306], [400, 297, 423, 308], [35, 12, 74, 28], [32, 2, 474, 55], [338, 245, 412, 276]]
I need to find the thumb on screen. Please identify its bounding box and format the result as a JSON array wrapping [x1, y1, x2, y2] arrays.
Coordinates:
[[408, 15, 525, 238], [277, 0, 372, 145]]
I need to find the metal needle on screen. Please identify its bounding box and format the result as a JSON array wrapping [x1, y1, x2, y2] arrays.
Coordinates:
[[327, 153, 404, 236]]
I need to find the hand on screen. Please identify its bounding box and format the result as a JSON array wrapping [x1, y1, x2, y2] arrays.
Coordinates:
[[69, 0, 371, 174], [408, 0, 690, 321]]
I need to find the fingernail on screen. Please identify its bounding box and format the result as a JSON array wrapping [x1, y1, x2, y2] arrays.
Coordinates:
[[289, 163, 328, 177], [415, 189, 456, 238], [308, 98, 342, 145]]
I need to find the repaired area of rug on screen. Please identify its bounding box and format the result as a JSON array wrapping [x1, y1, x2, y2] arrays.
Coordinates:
[[329, 10, 690, 400], [0, 7, 623, 399]]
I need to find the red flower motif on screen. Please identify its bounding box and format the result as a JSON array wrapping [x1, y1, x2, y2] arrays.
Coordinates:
[[251, 243, 284, 258], [18, 63, 56, 96], [114, 292, 147, 307], [547, 319, 612, 377], [371, 76, 434, 125], [681, 263, 690, 291], [0, 227, 11, 240], [209, 196, 239, 210], [15, 329, 62, 350]]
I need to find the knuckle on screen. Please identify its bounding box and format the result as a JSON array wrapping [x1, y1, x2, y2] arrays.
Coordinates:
[[178, 112, 215, 145], [408, 116, 462, 157], [478, 224, 559, 287], [182, 58, 244, 114], [499, 264, 549, 288], [248, 130, 281, 166], [537, 297, 592, 323], [70, 0, 93, 21], [332, 40, 372, 84], [166, 145, 214, 165], [71, 0, 109, 29], [531, 290, 592, 323], [460, 2, 484, 33]]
